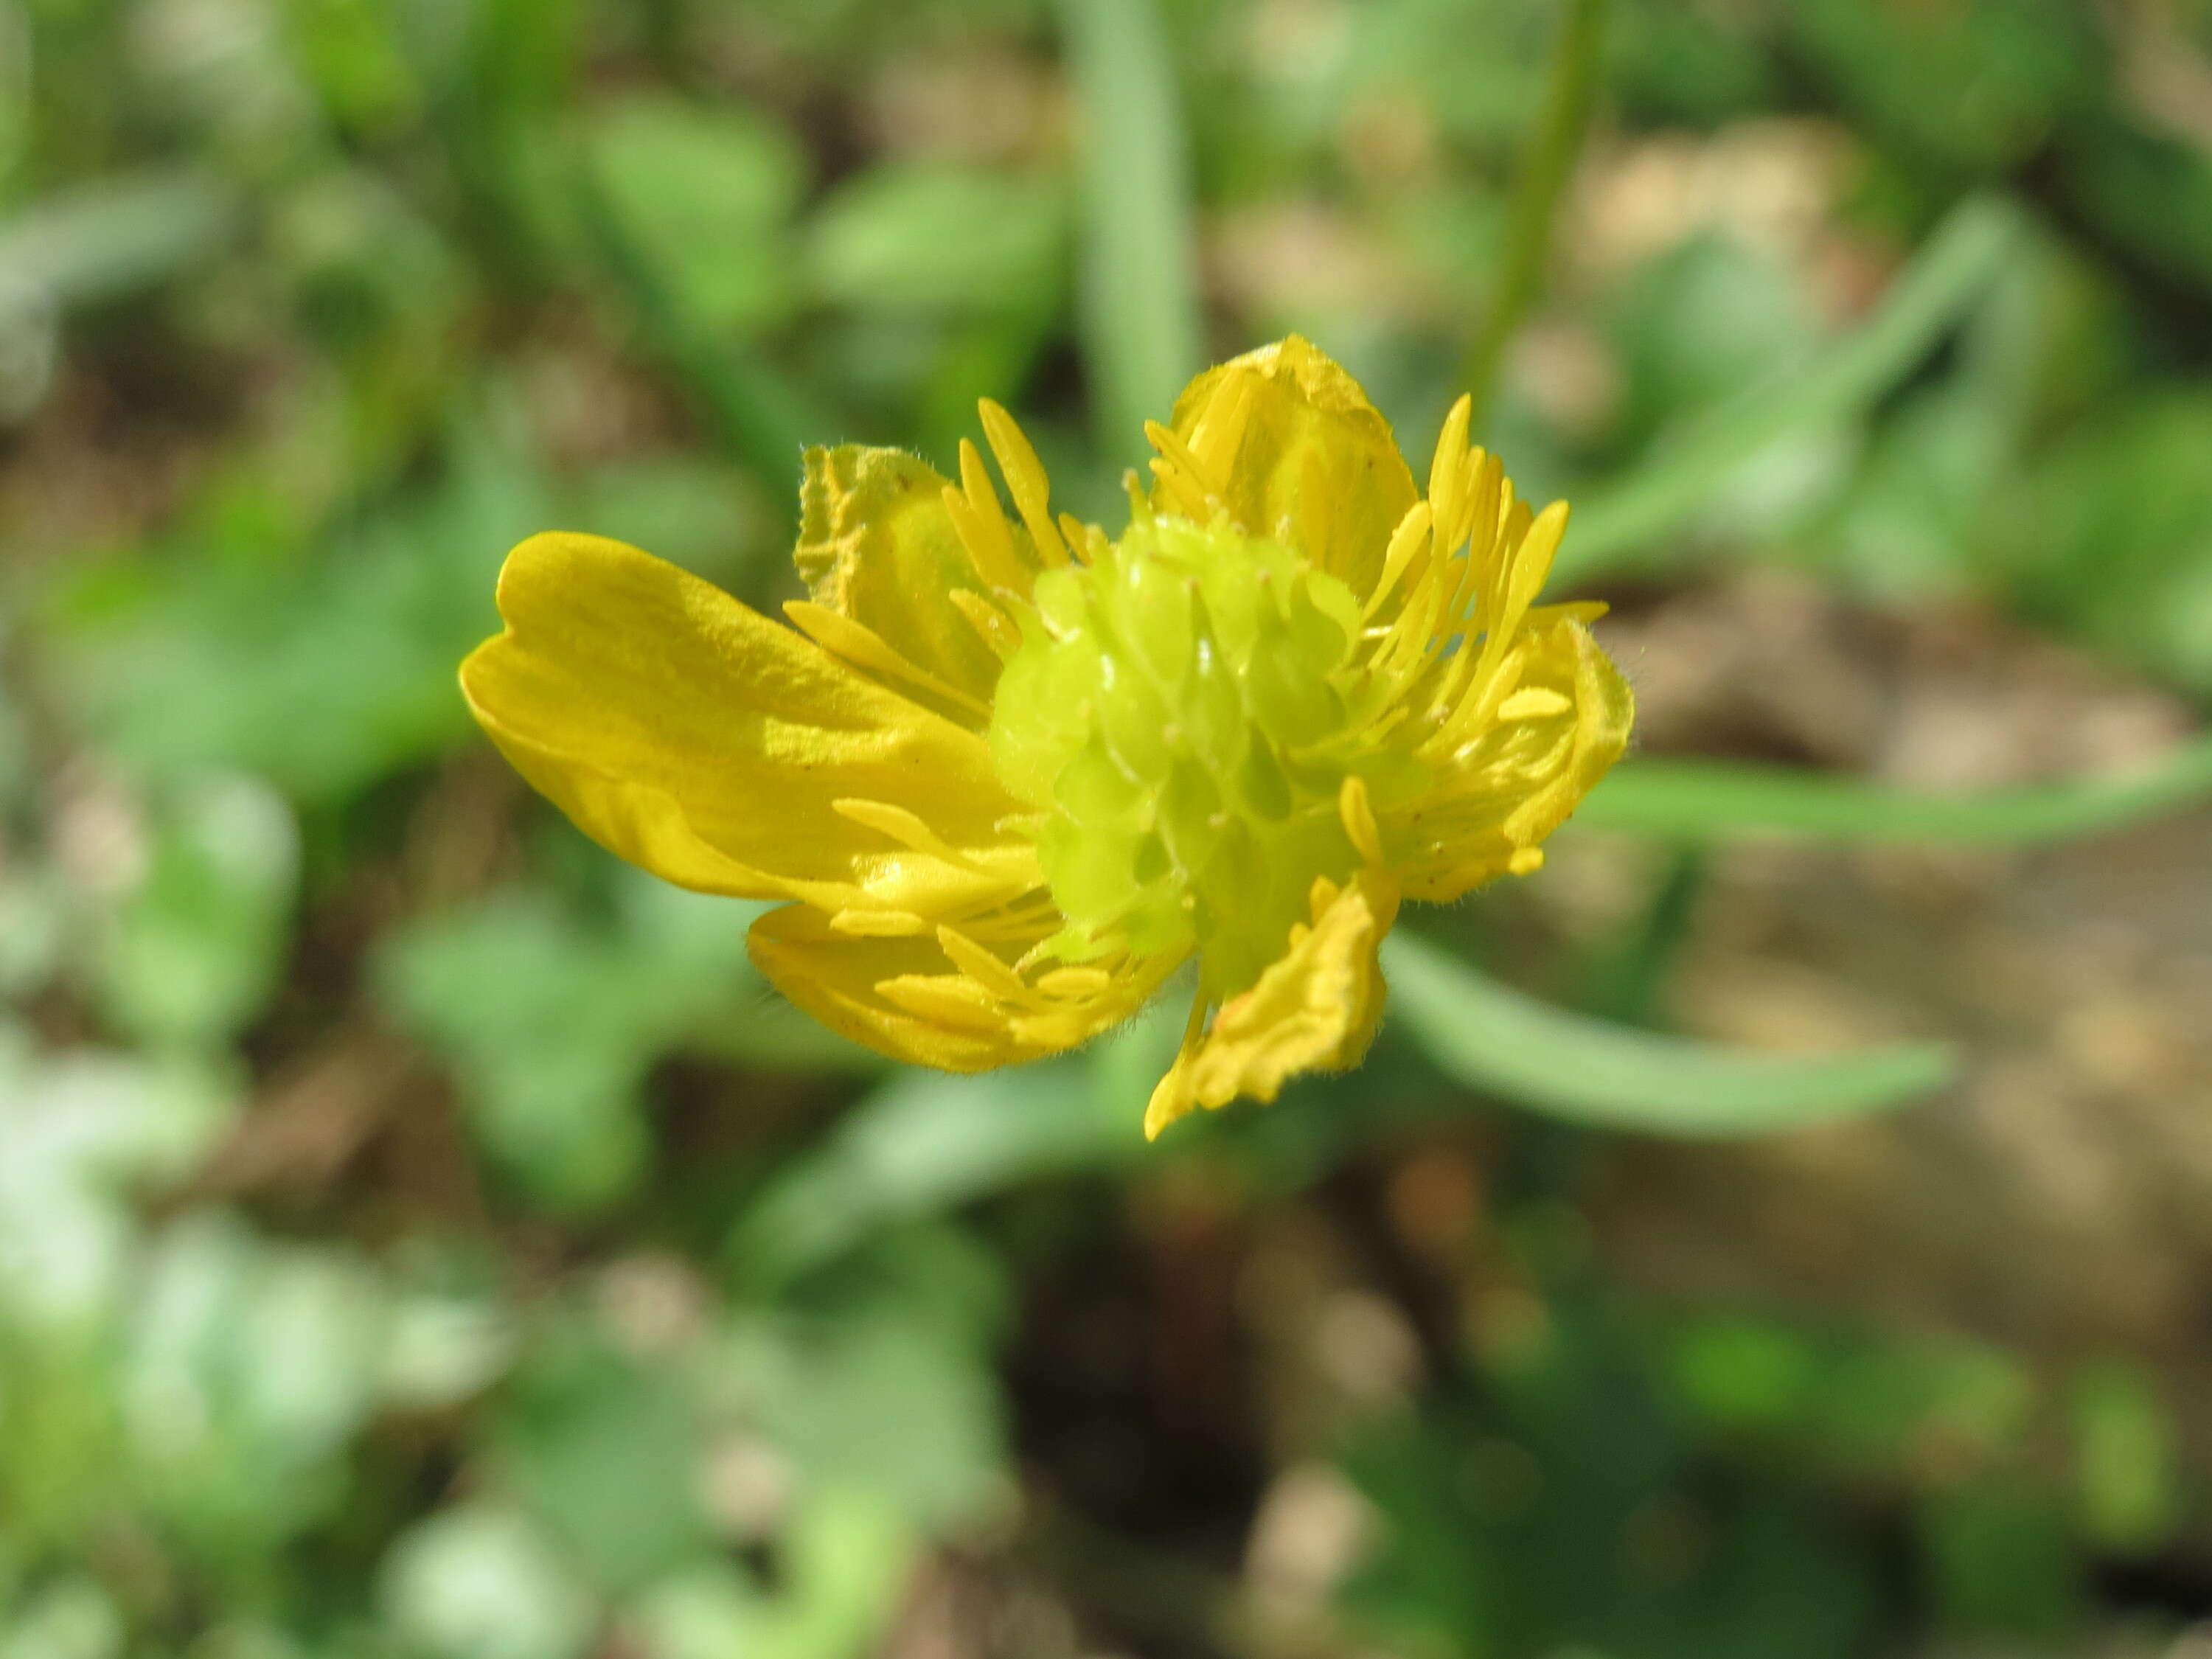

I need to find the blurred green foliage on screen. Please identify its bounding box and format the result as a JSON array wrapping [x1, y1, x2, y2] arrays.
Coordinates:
[[3, 0, 2211, 1655]]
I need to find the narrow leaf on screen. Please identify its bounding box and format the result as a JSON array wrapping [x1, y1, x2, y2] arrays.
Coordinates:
[[571, 153, 828, 521], [1382, 932, 1952, 1136], [1559, 195, 2024, 581], [1579, 737, 2212, 844]]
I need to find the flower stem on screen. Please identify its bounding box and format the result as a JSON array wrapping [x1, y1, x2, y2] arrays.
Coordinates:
[[1456, 0, 1609, 431], [1059, 0, 1206, 466]]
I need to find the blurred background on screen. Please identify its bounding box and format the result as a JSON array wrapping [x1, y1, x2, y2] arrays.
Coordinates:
[[4, 0, 2212, 1655]]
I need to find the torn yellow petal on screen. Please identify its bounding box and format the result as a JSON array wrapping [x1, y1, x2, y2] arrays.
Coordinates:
[[1499, 616, 1636, 848], [459, 532, 1033, 913], [795, 445, 1006, 719], [1143, 872, 1400, 1139], [748, 902, 1173, 1074], [748, 903, 1038, 1071], [1157, 335, 1418, 602], [1392, 618, 1635, 903]]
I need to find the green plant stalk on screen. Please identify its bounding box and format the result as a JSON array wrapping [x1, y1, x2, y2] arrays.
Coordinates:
[[1458, 0, 1610, 428], [1058, 0, 1206, 465]]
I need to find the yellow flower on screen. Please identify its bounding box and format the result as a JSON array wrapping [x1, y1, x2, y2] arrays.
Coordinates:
[[461, 337, 1633, 1138]]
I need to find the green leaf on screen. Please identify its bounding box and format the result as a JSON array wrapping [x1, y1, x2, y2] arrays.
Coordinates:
[[729, 1059, 1136, 1288], [375, 879, 768, 1212], [380, 1505, 597, 1659], [1577, 737, 2212, 844], [0, 1576, 124, 1659], [0, 170, 237, 310], [807, 164, 1065, 317], [1916, 1479, 2083, 1642], [97, 776, 299, 1051], [1559, 196, 2024, 582], [1057, 0, 1204, 461], [48, 414, 549, 804], [2003, 392, 2212, 692], [122, 1216, 392, 1551], [572, 149, 830, 518], [748, 1299, 1009, 1533], [581, 96, 804, 335], [1382, 933, 1952, 1136], [498, 1326, 710, 1594], [2070, 1360, 2179, 1556], [630, 1492, 915, 1659]]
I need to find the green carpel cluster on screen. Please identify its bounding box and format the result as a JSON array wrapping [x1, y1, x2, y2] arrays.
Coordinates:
[[990, 515, 1410, 998]]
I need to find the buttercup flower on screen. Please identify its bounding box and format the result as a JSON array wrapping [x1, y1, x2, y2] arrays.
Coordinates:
[[461, 338, 1633, 1136]]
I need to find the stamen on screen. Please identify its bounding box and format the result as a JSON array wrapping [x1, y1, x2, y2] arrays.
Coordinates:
[[1144, 419, 1220, 505], [1503, 501, 1569, 623], [1427, 394, 1472, 543], [1037, 965, 1114, 1000], [1363, 501, 1435, 623], [830, 908, 930, 937], [948, 589, 1023, 661], [978, 400, 1071, 566], [1186, 367, 1257, 484], [945, 438, 1029, 593], [1498, 686, 1572, 720], [936, 924, 1047, 1009], [1122, 467, 1153, 526], [875, 974, 1010, 1033], [1424, 644, 1528, 759], [833, 797, 989, 872], [1338, 775, 1384, 869], [1147, 455, 1214, 521], [785, 601, 994, 720]]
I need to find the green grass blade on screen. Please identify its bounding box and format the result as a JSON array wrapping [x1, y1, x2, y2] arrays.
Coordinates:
[[1558, 195, 2024, 582], [570, 154, 827, 522], [1383, 932, 1952, 1136], [1579, 737, 2212, 844], [1057, 0, 1205, 461]]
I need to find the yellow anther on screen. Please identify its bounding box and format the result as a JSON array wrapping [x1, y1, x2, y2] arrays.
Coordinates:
[[949, 589, 1023, 661], [1427, 394, 1473, 543], [978, 399, 1070, 566], [829, 908, 931, 937], [832, 797, 987, 872], [785, 601, 992, 721], [936, 925, 1046, 1007], [1339, 775, 1385, 869]]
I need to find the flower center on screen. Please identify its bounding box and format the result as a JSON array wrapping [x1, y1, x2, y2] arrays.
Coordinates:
[[990, 515, 1395, 998]]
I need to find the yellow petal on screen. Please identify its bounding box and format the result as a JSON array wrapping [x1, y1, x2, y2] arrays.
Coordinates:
[[460, 532, 1034, 914], [748, 902, 1174, 1073], [1143, 872, 1400, 1138], [1156, 335, 1418, 602], [1498, 619, 1636, 847], [748, 904, 1029, 1070], [1393, 619, 1635, 903], [795, 445, 1009, 723]]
